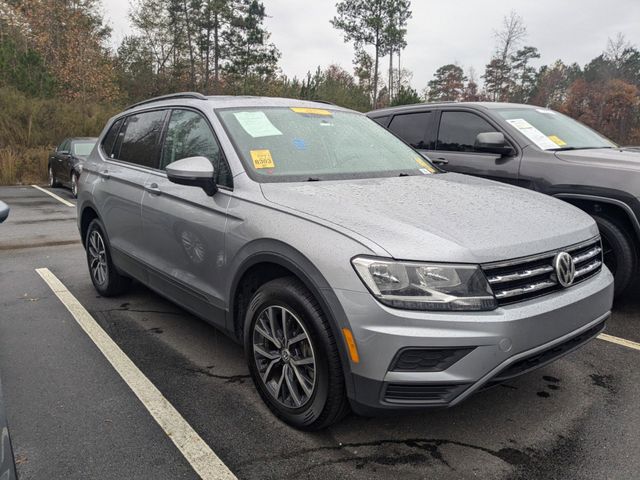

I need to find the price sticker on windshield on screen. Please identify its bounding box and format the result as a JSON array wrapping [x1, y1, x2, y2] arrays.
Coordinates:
[[250, 149, 275, 169], [548, 135, 567, 146]]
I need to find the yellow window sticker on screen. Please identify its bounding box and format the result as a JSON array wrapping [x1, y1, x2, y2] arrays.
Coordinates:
[[415, 156, 436, 173], [250, 149, 275, 169], [548, 135, 567, 146], [290, 107, 333, 116], [415, 156, 429, 168]]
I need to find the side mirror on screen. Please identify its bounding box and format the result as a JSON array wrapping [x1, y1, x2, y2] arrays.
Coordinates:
[[166, 156, 217, 196], [474, 132, 514, 156], [0, 200, 10, 223]]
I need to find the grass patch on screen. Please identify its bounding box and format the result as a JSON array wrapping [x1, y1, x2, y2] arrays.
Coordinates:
[[0, 146, 51, 185]]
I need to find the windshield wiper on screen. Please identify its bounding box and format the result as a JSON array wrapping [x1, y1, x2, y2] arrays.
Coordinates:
[[306, 177, 321, 182], [551, 146, 613, 152]]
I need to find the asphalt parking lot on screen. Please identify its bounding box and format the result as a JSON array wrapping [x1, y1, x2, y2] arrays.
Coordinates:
[[1, 185, 640, 480]]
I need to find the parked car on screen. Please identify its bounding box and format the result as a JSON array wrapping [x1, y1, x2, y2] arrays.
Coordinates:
[[0, 375, 16, 480], [48, 137, 97, 197], [77, 93, 613, 429], [368, 102, 640, 297], [0, 200, 8, 223]]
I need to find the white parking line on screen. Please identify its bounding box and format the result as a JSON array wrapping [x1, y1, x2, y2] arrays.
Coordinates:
[[598, 333, 640, 351], [35, 268, 236, 480], [31, 185, 75, 207]]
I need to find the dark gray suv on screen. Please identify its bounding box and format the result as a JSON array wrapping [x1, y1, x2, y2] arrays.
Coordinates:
[[368, 102, 640, 297], [77, 94, 613, 429]]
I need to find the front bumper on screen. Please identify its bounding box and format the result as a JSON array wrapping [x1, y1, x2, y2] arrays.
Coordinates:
[[335, 267, 613, 414]]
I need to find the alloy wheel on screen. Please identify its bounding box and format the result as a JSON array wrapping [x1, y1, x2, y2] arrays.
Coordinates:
[[252, 305, 316, 409], [88, 230, 109, 286]]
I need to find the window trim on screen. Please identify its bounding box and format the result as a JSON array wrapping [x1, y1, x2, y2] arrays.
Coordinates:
[[434, 108, 519, 156]]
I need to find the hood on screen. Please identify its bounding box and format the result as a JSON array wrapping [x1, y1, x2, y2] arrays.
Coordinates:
[[555, 148, 640, 171], [260, 173, 598, 264]]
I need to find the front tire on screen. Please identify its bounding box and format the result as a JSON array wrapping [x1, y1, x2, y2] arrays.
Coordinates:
[[85, 218, 131, 297], [244, 277, 349, 430], [593, 214, 636, 297]]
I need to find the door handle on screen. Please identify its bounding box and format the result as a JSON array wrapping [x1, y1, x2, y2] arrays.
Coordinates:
[[433, 157, 449, 165], [99, 169, 110, 179], [145, 182, 161, 195]]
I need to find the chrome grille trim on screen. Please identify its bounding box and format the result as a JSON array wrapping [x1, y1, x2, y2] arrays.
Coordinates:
[[482, 236, 603, 306]]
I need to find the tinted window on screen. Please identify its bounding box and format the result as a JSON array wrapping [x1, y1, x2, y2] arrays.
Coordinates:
[[161, 110, 232, 187], [437, 111, 497, 152], [117, 110, 166, 168], [371, 115, 390, 127], [101, 119, 123, 157], [388, 112, 433, 149], [57, 139, 69, 152]]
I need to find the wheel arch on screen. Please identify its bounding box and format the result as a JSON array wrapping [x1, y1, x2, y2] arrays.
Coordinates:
[[227, 242, 356, 397], [554, 193, 640, 244], [79, 202, 102, 247]]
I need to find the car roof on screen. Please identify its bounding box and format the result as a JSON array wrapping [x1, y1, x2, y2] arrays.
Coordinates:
[[367, 101, 543, 117], [125, 93, 354, 114]]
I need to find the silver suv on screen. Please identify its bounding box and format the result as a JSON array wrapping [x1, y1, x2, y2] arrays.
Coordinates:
[[77, 93, 614, 429]]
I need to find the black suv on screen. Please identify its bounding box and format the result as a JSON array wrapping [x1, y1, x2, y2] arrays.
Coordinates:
[[368, 102, 640, 297]]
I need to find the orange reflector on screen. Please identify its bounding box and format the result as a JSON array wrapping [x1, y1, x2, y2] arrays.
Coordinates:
[[342, 328, 360, 363]]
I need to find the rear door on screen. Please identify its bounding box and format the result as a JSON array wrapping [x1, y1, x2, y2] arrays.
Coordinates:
[[140, 108, 233, 327], [93, 110, 167, 280], [432, 109, 521, 184]]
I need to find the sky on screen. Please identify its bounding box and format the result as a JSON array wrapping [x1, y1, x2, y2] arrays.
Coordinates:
[[103, 0, 640, 90]]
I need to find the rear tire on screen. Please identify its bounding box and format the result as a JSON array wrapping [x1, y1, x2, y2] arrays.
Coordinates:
[[593, 214, 636, 297], [244, 277, 349, 430], [85, 218, 131, 297], [71, 172, 79, 198], [48, 166, 59, 188]]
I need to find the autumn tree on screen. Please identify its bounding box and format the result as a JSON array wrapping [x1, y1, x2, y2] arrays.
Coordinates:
[[427, 64, 466, 101]]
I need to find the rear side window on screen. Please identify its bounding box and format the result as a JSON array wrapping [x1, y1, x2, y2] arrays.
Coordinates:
[[388, 112, 434, 149], [160, 109, 232, 187], [116, 110, 166, 168], [101, 119, 123, 157], [57, 139, 70, 152], [437, 111, 497, 152]]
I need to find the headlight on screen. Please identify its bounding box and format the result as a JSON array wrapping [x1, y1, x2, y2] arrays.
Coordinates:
[[351, 257, 497, 311]]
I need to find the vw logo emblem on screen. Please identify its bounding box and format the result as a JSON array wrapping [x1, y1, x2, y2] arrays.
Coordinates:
[[554, 252, 576, 288]]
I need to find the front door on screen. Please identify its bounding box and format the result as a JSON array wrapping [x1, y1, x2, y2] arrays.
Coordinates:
[[432, 110, 521, 185], [141, 108, 234, 327]]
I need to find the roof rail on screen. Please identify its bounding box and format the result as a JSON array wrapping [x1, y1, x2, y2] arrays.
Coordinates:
[[312, 100, 336, 106], [126, 92, 208, 110]]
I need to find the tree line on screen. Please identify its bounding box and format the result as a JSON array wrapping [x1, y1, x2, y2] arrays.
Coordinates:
[[0, 0, 639, 169]]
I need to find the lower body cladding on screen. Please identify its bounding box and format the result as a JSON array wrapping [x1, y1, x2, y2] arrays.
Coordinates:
[[335, 268, 614, 415]]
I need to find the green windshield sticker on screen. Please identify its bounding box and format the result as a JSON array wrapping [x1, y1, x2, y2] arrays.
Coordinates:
[[234, 111, 283, 138]]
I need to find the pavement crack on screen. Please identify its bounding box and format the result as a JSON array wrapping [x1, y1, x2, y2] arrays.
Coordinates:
[[185, 367, 250, 384], [243, 437, 531, 473]]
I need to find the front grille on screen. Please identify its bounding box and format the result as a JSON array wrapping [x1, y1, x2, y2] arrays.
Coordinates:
[[384, 383, 469, 404], [482, 237, 602, 306], [490, 320, 606, 383], [390, 347, 475, 372]]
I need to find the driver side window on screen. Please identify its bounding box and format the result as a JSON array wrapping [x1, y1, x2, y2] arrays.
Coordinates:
[[437, 111, 497, 152], [161, 109, 232, 188]]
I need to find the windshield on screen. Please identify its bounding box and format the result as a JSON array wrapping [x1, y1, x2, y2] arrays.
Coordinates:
[[496, 108, 616, 151], [72, 141, 96, 156], [217, 107, 438, 182]]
